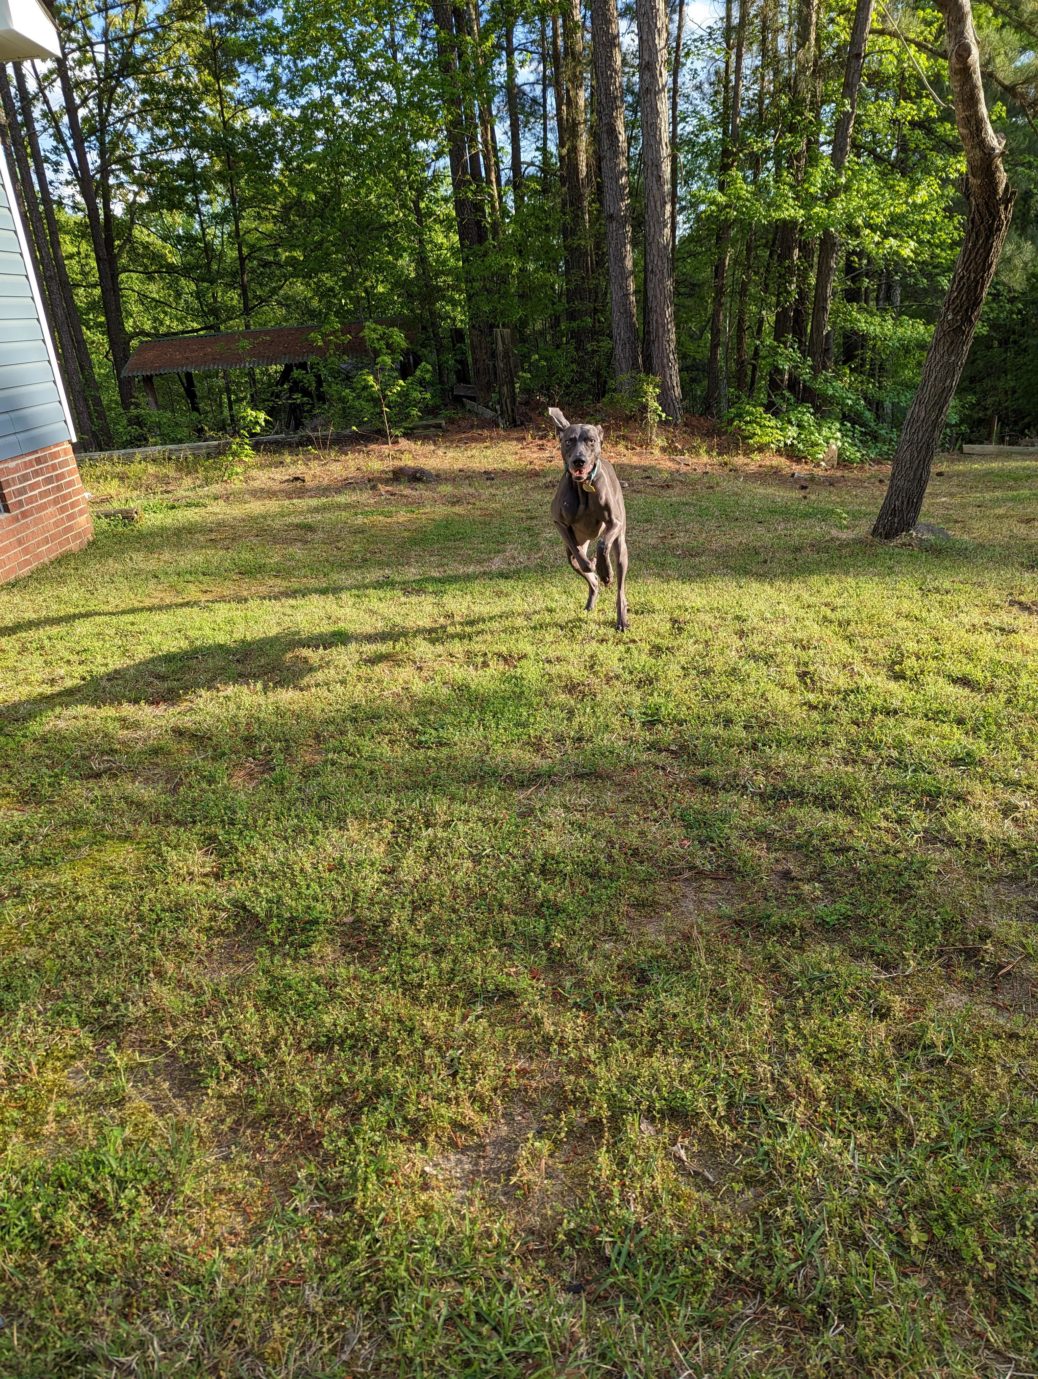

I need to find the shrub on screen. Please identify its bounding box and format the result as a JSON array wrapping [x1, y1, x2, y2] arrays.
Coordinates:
[[727, 399, 889, 465], [607, 373, 667, 446], [323, 325, 433, 444], [219, 403, 268, 480]]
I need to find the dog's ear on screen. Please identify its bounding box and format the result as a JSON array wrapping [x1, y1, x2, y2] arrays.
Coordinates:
[[548, 407, 570, 433], [594, 425, 604, 444]]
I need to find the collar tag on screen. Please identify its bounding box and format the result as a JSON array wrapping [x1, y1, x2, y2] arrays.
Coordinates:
[[579, 459, 600, 493]]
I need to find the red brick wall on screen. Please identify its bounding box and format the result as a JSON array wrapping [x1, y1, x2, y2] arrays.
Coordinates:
[[0, 441, 93, 584]]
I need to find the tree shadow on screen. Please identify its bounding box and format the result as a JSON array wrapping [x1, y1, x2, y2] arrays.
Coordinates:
[[1, 612, 560, 728]]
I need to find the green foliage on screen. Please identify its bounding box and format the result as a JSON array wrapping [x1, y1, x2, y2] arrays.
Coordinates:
[[218, 404, 269, 480], [726, 400, 788, 453], [608, 373, 667, 445], [124, 407, 199, 449], [322, 325, 433, 443], [727, 398, 890, 465]]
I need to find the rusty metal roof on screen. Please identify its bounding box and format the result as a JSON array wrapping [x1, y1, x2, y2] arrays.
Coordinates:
[[122, 325, 362, 377]]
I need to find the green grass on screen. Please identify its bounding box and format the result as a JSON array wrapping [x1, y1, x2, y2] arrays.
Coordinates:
[[1, 432, 1037, 1377]]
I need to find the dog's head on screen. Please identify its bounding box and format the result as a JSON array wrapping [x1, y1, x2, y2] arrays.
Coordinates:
[[549, 408, 602, 483]]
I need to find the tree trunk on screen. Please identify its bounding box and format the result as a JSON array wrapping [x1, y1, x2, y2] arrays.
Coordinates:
[[670, 0, 685, 263], [749, 224, 779, 398], [591, 0, 642, 382], [13, 67, 111, 448], [559, 0, 596, 370], [768, 0, 817, 399], [636, 0, 682, 420], [462, 0, 502, 236], [704, 0, 746, 419], [734, 225, 755, 392], [53, 41, 135, 415], [873, 0, 1015, 539], [540, 17, 550, 175], [503, 5, 524, 208], [432, 0, 495, 403], [0, 68, 96, 447], [205, 15, 252, 328], [807, 0, 874, 374]]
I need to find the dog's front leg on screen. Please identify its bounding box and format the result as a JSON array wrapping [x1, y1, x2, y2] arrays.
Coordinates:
[[554, 520, 599, 610]]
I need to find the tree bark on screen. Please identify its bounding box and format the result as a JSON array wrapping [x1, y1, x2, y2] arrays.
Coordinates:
[[704, 0, 746, 418], [461, 0, 502, 236], [503, 4, 524, 208], [807, 0, 874, 374], [432, 0, 495, 403], [12, 65, 111, 448], [873, 0, 1015, 539], [540, 17, 550, 175], [768, 0, 817, 399], [591, 0, 642, 382], [559, 0, 596, 369], [0, 68, 96, 447], [636, 0, 682, 419], [53, 39, 135, 416], [670, 0, 685, 263]]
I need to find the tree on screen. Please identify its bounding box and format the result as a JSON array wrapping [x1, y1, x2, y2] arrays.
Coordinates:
[[873, 0, 1015, 539], [591, 0, 641, 382], [703, 0, 747, 419], [0, 67, 96, 447], [768, 0, 818, 399], [636, 0, 682, 420], [807, 0, 875, 376], [431, 0, 495, 403]]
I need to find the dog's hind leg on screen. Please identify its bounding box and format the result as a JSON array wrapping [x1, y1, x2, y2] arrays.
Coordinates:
[[613, 536, 629, 631]]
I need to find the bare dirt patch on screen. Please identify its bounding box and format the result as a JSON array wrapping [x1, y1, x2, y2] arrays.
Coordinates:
[[632, 871, 744, 945], [229, 758, 273, 788], [422, 1102, 592, 1235], [425, 1105, 545, 1199]]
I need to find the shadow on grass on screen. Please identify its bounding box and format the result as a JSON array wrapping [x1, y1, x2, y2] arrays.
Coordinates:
[[2, 507, 1029, 644], [0, 613, 563, 727]]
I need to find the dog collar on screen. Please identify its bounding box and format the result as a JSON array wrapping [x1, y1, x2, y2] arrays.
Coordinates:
[[577, 460, 600, 493]]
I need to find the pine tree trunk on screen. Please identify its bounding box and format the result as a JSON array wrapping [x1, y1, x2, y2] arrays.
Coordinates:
[[873, 0, 1015, 539], [13, 66, 110, 448], [559, 0, 596, 373], [670, 0, 685, 263], [591, 0, 642, 382], [734, 225, 754, 392], [462, 0, 502, 236], [768, 0, 817, 399], [432, 0, 495, 403], [540, 17, 550, 175], [503, 6, 524, 208], [636, 0, 682, 420], [704, 0, 746, 419], [808, 0, 874, 374], [0, 68, 95, 447], [54, 42, 135, 416]]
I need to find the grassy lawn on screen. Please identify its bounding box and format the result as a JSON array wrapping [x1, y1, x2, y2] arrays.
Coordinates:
[[2, 428, 1037, 1377]]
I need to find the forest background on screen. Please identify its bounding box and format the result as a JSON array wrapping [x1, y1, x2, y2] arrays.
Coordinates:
[[2, 0, 1037, 462]]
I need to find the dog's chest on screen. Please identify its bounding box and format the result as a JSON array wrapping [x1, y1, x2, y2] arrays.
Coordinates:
[[558, 478, 607, 525]]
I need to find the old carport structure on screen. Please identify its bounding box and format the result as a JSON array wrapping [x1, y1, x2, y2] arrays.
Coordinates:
[[122, 326, 340, 426]]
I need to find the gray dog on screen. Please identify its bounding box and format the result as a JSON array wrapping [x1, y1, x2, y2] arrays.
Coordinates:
[[548, 408, 629, 631]]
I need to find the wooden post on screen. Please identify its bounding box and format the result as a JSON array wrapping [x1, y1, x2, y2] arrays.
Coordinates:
[[141, 375, 159, 410], [494, 328, 518, 428]]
